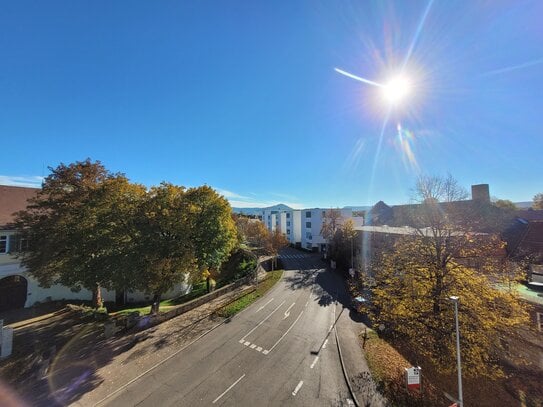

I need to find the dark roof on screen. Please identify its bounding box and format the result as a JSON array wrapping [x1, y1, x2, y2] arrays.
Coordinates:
[[366, 201, 393, 225], [503, 218, 543, 262], [514, 209, 543, 222], [0, 185, 39, 228]]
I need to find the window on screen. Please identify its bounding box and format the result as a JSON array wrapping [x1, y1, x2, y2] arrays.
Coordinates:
[[306, 211, 311, 218], [287, 221, 291, 226], [306, 232, 312, 240], [287, 229, 290, 235], [9, 235, 28, 253], [0, 235, 6, 254], [322, 211, 326, 217], [306, 222, 311, 228], [286, 213, 290, 218]]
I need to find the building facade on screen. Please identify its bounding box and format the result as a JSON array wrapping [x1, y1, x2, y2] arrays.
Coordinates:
[[260, 206, 364, 252]]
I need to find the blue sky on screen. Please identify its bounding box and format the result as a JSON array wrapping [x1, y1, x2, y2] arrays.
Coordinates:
[[1, 1, 542, 208]]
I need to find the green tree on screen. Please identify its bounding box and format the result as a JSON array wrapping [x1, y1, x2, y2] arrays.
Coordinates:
[[533, 193, 543, 209], [367, 175, 529, 378], [15, 159, 142, 308], [135, 183, 196, 312], [184, 186, 238, 292]]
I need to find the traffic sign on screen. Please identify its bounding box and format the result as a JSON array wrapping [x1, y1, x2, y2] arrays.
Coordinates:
[[405, 366, 421, 390]]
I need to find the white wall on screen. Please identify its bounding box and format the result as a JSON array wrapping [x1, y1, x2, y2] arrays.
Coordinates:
[[0, 262, 190, 308]]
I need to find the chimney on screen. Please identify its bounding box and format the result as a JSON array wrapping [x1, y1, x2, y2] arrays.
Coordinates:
[[471, 184, 490, 203]]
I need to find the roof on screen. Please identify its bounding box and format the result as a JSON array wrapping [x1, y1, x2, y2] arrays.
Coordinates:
[[0, 185, 39, 228], [514, 209, 543, 222], [354, 225, 486, 237]]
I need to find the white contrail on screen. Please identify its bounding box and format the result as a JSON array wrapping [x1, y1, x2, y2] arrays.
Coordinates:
[[481, 57, 543, 77], [334, 68, 384, 88]]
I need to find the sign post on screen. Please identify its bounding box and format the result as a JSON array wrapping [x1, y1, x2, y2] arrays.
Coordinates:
[[405, 366, 421, 390]]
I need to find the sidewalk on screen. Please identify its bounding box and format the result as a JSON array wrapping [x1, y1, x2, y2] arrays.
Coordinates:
[[335, 308, 387, 407]]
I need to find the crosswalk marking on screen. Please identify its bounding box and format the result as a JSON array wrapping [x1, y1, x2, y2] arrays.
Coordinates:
[[278, 254, 311, 259]]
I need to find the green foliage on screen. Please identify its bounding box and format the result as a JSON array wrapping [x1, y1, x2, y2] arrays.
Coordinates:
[[220, 248, 257, 283], [216, 270, 283, 318], [184, 185, 238, 277], [16, 159, 239, 311], [134, 183, 196, 305], [15, 159, 146, 308]]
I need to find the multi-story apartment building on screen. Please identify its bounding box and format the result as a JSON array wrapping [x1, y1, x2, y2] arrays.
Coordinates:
[[260, 206, 363, 252]]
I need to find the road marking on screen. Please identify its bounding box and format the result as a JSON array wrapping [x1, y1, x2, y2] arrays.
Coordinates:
[[283, 302, 295, 319], [262, 350, 269, 355], [292, 381, 304, 396], [255, 298, 274, 313], [212, 374, 246, 404], [250, 343, 256, 349], [241, 300, 285, 341], [322, 338, 328, 349], [310, 356, 319, 369], [267, 310, 304, 353], [239, 339, 244, 343], [244, 341, 250, 346], [346, 398, 355, 406], [256, 346, 262, 352]]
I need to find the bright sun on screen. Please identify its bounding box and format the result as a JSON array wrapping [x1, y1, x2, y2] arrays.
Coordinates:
[[382, 76, 411, 105]]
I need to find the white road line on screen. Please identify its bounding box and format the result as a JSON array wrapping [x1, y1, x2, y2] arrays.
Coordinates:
[[292, 381, 304, 396], [212, 374, 246, 404], [241, 300, 285, 341], [239, 339, 244, 343], [250, 344, 257, 349], [310, 356, 319, 369], [267, 310, 304, 353], [283, 302, 295, 319], [262, 350, 269, 355], [244, 341, 250, 346], [322, 338, 328, 349], [256, 346, 262, 352], [255, 298, 274, 313]]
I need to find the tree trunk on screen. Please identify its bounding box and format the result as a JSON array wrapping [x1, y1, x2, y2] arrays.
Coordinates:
[[151, 293, 161, 314], [206, 276, 211, 293], [92, 282, 103, 309]]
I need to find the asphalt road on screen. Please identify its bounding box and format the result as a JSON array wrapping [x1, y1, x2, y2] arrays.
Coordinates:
[[101, 247, 355, 406]]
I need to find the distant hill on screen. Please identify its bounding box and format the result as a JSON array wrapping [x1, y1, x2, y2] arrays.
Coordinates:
[[232, 203, 293, 216], [342, 205, 372, 211], [514, 201, 532, 209]]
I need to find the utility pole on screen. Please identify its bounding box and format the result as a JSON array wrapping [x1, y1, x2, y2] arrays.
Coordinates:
[[449, 296, 463, 407]]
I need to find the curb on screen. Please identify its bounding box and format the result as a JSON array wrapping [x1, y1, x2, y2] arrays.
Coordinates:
[[335, 324, 361, 407]]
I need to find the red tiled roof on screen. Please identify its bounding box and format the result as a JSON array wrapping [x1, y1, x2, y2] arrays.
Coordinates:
[[0, 185, 39, 228]]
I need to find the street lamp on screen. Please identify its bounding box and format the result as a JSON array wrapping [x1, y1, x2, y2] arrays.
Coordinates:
[[449, 296, 463, 407]]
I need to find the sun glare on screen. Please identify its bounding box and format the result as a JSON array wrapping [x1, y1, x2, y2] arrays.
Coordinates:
[[382, 76, 411, 105]]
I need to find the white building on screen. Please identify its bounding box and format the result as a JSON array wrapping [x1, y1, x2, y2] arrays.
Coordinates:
[[260, 206, 363, 252]]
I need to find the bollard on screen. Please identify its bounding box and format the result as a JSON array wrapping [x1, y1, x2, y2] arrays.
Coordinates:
[[1, 327, 14, 358]]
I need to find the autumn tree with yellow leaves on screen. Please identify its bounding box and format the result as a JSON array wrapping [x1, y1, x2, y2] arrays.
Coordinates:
[[366, 175, 529, 378]]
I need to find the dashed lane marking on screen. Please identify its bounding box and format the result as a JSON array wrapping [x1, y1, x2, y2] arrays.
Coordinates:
[[292, 381, 304, 396], [310, 356, 319, 369], [212, 374, 246, 404]]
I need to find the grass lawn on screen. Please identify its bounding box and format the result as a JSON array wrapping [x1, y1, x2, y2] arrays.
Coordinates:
[[216, 270, 283, 318], [110, 281, 208, 316]]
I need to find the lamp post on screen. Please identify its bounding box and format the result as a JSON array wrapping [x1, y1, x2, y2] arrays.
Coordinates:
[[449, 296, 463, 407]]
